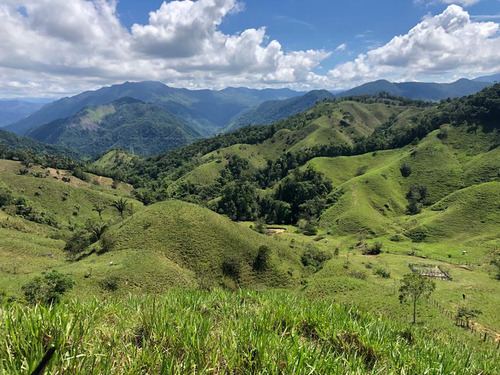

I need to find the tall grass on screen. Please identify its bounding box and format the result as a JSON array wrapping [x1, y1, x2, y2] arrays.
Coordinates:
[[1, 290, 498, 374]]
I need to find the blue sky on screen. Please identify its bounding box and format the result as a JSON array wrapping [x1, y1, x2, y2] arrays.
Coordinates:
[[0, 0, 499, 97]]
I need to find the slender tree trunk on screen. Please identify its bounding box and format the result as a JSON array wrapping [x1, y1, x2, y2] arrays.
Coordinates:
[[413, 298, 417, 324]]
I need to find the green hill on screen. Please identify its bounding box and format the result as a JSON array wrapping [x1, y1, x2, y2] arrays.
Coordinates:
[[26, 98, 201, 157], [0, 128, 80, 158], [80, 200, 303, 291]]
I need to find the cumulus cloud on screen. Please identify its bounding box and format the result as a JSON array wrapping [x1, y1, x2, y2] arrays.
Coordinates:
[[0, 0, 330, 97], [0, 1, 499, 97], [328, 5, 500, 87]]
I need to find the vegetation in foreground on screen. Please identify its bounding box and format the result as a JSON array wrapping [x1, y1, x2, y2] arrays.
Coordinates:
[[1, 290, 499, 375]]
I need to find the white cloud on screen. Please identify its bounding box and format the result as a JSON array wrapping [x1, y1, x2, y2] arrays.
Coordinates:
[[414, 0, 482, 7], [0, 0, 330, 97], [328, 5, 500, 87], [335, 43, 347, 52], [442, 0, 481, 6]]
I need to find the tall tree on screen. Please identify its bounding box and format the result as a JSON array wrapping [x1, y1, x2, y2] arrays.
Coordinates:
[[399, 272, 436, 324]]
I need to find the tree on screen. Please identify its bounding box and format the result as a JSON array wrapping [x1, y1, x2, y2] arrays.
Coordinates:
[[92, 202, 106, 220], [86, 220, 108, 241], [21, 270, 75, 305], [406, 184, 428, 215], [399, 272, 436, 324], [111, 198, 129, 218]]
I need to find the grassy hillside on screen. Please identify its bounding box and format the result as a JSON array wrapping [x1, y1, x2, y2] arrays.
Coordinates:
[[91, 200, 303, 291], [1, 86, 500, 373], [0, 160, 303, 295], [145, 99, 425, 201]]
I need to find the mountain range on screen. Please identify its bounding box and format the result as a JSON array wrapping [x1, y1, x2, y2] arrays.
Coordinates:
[[337, 78, 491, 101], [4, 82, 301, 136], [0, 76, 496, 159]]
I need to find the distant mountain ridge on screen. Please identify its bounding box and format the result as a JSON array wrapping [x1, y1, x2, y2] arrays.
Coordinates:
[[0, 100, 47, 127], [5, 82, 301, 136], [26, 97, 201, 157], [338, 78, 491, 101], [473, 73, 500, 83], [225, 90, 335, 131], [4, 77, 493, 141]]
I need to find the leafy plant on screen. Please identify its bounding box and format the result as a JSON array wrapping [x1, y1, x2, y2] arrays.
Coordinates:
[[21, 270, 75, 305]]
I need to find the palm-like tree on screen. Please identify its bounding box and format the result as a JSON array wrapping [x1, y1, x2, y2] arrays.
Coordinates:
[[111, 198, 129, 218], [92, 202, 106, 220]]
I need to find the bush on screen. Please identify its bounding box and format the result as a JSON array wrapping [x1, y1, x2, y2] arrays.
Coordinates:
[[374, 267, 391, 278], [72, 167, 88, 181], [222, 257, 242, 281], [400, 163, 412, 178], [348, 270, 367, 280], [0, 188, 13, 207], [406, 228, 427, 243], [99, 275, 120, 291], [64, 230, 93, 257], [301, 246, 331, 272], [99, 234, 116, 254], [21, 270, 75, 305], [362, 242, 383, 255], [253, 245, 271, 272]]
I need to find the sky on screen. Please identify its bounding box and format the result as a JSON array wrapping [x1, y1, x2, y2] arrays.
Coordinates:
[[0, 0, 499, 98]]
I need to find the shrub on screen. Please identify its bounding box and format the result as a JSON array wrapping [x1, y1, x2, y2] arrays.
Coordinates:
[[64, 230, 93, 257], [400, 163, 412, 178], [99, 275, 120, 292], [301, 246, 331, 272], [21, 270, 75, 305], [374, 267, 391, 278], [407, 228, 427, 243], [222, 257, 242, 281], [0, 188, 13, 207], [362, 242, 383, 255], [253, 245, 271, 272], [252, 219, 267, 234], [348, 270, 367, 280], [72, 167, 88, 181], [99, 234, 116, 254]]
